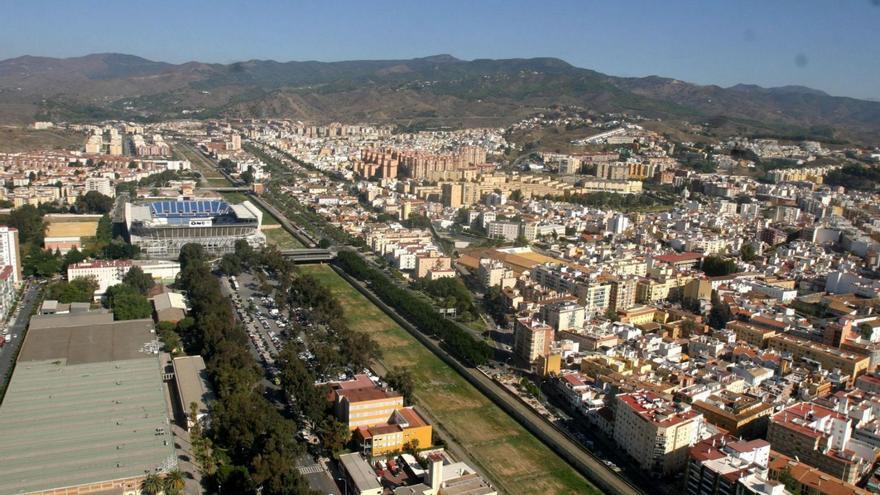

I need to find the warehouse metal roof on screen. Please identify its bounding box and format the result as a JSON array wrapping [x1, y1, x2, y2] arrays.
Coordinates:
[[21, 315, 157, 365], [0, 315, 175, 494]]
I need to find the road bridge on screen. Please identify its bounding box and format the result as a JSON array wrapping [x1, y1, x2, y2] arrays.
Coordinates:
[[280, 248, 335, 263], [202, 186, 250, 192]]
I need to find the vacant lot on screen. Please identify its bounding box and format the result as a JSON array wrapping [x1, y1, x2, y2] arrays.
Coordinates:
[[219, 191, 248, 203], [299, 265, 598, 495], [264, 227, 302, 249], [0, 127, 83, 152]]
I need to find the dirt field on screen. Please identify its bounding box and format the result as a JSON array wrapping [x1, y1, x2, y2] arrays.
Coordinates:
[[0, 126, 83, 152]]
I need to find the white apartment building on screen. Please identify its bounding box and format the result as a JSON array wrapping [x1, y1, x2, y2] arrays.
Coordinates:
[[84, 177, 116, 198], [477, 258, 516, 289], [583, 284, 611, 316], [531, 263, 611, 315], [542, 302, 585, 332], [487, 221, 520, 242], [607, 214, 630, 235], [0, 265, 16, 322], [613, 391, 704, 476], [0, 226, 21, 285]]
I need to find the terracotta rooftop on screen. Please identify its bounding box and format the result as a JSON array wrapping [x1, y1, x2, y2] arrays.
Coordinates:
[[395, 407, 428, 428], [562, 373, 587, 388], [654, 252, 703, 264], [69, 259, 133, 269], [769, 452, 870, 495], [617, 390, 700, 427], [771, 402, 845, 441], [338, 387, 398, 404]]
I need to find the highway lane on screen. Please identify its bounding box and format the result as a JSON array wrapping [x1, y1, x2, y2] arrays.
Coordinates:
[[0, 283, 43, 401]]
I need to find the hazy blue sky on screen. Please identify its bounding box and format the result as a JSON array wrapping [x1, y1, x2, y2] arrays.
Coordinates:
[[1, 0, 878, 99]]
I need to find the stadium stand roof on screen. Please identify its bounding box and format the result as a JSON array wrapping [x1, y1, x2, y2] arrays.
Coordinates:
[[148, 199, 230, 218]]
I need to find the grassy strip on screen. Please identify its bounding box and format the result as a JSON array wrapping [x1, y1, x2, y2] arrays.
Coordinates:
[[300, 264, 600, 495], [264, 228, 303, 249]]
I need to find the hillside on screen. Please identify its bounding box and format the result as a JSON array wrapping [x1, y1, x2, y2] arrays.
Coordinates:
[[0, 53, 877, 144]]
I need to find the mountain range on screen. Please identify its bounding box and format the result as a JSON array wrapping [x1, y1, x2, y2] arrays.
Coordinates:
[[0, 53, 877, 144]]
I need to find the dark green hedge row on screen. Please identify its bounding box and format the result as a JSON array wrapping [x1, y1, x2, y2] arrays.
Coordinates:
[[336, 251, 492, 366]]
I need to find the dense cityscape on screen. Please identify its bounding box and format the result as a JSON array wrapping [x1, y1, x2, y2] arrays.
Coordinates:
[[1, 3, 880, 495], [0, 109, 876, 495]]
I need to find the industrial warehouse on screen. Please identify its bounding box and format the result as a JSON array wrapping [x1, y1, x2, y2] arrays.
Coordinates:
[[124, 198, 266, 258], [0, 311, 176, 495]]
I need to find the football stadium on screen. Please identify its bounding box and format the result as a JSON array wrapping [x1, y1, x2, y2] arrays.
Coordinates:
[[124, 198, 265, 258]]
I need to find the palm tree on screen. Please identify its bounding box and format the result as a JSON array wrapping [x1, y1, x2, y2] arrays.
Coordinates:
[[164, 469, 185, 495], [141, 473, 164, 495]]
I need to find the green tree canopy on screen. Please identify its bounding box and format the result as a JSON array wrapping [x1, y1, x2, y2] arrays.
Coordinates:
[[701, 256, 738, 277], [106, 284, 152, 320], [740, 244, 757, 262], [61, 247, 86, 271], [9, 204, 45, 245], [415, 277, 478, 320], [318, 417, 350, 457], [23, 245, 62, 278], [104, 237, 139, 259], [75, 191, 114, 214], [219, 253, 242, 276], [405, 214, 432, 229], [122, 265, 155, 295], [96, 214, 113, 244], [241, 166, 255, 185], [218, 159, 236, 174], [140, 474, 164, 495], [164, 469, 185, 495], [385, 367, 415, 405], [483, 286, 508, 325], [47, 277, 98, 303], [179, 243, 207, 268]]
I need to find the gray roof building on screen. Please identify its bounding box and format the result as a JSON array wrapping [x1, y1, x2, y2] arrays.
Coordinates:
[[0, 312, 175, 494], [339, 452, 383, 495], [172, 355, 214, 428]]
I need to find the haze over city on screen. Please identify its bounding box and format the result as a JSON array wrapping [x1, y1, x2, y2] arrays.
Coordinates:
[[0, 2, 878, 495]]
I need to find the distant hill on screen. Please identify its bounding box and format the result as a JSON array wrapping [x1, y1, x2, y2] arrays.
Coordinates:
[[0, 53, 877, 144]]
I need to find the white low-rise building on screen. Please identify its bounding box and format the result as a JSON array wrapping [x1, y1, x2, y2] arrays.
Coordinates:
[[67, 259, 181, 298]]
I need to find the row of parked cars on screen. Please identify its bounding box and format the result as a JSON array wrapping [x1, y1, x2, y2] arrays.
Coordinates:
[[228, 277, 280, 375]]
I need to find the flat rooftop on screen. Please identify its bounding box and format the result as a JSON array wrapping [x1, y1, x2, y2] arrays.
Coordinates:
[[340, 453, 382, 492], [0, 314, 174, 494], [21, 314, 157, 365], [172, 355, 214, 417]]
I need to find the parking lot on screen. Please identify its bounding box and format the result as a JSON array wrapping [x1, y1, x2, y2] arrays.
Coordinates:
[[218, 270, 342, 495], [219, 271, 291, 381]]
